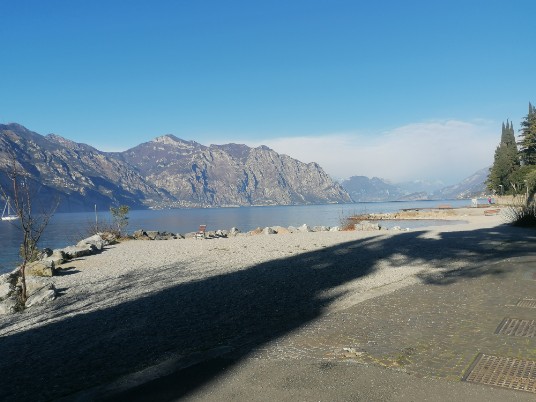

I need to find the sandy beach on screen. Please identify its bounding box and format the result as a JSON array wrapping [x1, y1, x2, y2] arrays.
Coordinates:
[[1, 206, 534, 401]]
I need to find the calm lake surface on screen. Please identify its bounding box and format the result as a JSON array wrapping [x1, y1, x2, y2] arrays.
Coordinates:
[[0, 199, 472, 273]]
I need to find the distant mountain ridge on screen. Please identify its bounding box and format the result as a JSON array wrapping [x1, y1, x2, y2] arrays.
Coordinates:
[[0, 123, 351, 211], [341, 169, 488, 202]]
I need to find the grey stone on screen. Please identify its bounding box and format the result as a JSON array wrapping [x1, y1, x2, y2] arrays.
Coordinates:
[[229, 227, 240, 236], [133, 229, 145, 238], [0, 295, 21, 315], [77, 234, 105, 250], [25, 284, 56, 308], [25, 260, 55, 277], [329, 226, 341, 232], [38, 248, 53, 260], [146, 231, 159, 240], [24, 277, 52, 296], [0, 282, 13, 301], [271, 226, 290, 234], [62, 245, 95, 260], [313, 226, 329, 232], [263, 227, 277, 235], [46, 250, 66, 266], [298, 224, 313, 232], [249, 227, 263, 235], [354, 221, 381, 231]]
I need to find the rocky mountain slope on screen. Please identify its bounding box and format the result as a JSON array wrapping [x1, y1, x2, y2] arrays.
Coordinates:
[[341, 176, 433, 202], [432, 167, 489, 199], [0, 123, 351, 211], [341, 169, 489, 202]]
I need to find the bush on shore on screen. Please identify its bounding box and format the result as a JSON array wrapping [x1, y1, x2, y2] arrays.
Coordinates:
[[506, 203, 536, 227]]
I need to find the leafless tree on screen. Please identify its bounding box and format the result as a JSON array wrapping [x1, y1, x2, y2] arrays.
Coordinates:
[[1, 158, 59, 304]]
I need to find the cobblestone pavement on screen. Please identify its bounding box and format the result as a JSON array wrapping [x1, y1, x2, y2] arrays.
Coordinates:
[[247, 254, 536, 384]]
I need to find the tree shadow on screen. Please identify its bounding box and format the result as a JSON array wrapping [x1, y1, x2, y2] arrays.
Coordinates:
[[0, 224, 534, 401]]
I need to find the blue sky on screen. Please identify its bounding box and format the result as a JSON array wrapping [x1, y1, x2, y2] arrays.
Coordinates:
[[1, 1, 535, 184]]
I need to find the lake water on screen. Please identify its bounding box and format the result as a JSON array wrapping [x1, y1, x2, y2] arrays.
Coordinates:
[[0, 199, 473, 273]]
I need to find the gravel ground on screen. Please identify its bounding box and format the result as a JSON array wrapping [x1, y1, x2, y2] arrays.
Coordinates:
[[0, 207, 515, 401]]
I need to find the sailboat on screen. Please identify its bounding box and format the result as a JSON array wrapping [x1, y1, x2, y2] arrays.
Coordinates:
[[1, 197, 18, 221]]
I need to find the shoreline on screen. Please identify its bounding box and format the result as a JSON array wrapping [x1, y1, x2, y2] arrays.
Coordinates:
[[0, 206, 520, 400]]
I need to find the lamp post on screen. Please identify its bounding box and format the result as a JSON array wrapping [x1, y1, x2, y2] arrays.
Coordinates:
[[524, 180, 528, 200], [499, 185, 503, 196]]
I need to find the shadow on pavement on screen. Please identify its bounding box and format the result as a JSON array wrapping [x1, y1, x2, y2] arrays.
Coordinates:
[[0, 224, 534, 401]]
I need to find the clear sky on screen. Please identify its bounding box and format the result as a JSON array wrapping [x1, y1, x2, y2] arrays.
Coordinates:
[[1, 1, 535, 184]]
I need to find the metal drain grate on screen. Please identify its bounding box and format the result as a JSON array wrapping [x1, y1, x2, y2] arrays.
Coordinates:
[[517, 299, 536, 308], [495, 318, 536, 337], [463, 354, 536, 393]]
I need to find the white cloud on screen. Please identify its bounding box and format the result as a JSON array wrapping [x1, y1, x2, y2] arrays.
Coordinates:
[[245, 120, 497, 184]]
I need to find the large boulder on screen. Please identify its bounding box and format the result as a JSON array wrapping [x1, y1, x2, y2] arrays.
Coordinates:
[[229, 227, 240, 237], [154, 231, 177, 240], [354, 221, 381, 231], [313, 226, 330, 232], [249, 227, 263, 236], [0, 272, 57, 314], [146, 231, 159, 240], [133, 229, 150, 240], [297, 224, 313, 233], [262, 227, 277, 235], [62, 245, 95, 260], [0, 272, 17, 301], [44, 249, 66, 267], [25, 283, 56, 308], [0, 295, 21, 315], [25, 260, 55, 277], [0, 273, 23, 314], [214, 230, 228, 238], [272, 226, 290, 234], [37, 248, 53, 260], [0, 281, 12, 301], [77, 234, 105, 251]]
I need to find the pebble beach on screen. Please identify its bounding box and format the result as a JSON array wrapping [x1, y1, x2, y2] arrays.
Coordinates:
[[2, 206, 530, 401]]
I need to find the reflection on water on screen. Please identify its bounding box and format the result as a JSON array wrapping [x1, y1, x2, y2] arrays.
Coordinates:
[[0, 199, 471, 273]]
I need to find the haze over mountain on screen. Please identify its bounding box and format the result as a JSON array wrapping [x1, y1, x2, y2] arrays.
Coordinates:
[[340, 168, 488, 202], [0, 123, 351, 212]]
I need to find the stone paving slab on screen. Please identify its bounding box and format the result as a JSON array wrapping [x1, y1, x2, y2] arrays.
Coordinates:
[[248, 255, 536, 385]]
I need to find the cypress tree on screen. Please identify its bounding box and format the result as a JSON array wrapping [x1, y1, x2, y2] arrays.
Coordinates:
[[518, 102, 536, 165], [487, 119, 520, 193]]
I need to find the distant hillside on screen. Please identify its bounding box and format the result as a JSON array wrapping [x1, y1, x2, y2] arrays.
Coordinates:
[[433, 167, 489, 199], [341, 169, 489, 202], [341, 176, 434, 202], [0, 123, 351, 212]]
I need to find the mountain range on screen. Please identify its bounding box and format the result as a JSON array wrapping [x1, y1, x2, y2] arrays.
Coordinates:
[[0, 123, 351, 212], [0, 123, 489, 212], [341, 168, 489, 202]]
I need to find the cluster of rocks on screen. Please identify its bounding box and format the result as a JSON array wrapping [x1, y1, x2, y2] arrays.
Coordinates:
[[0, 233, 111, 315], [353, 220, 410, 231], [248, 224, 340, 235], [132, 227, 241, 240], [128, 222, 410, 242], [132, 230, 182, 240], [129, 225, 340, 241]]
